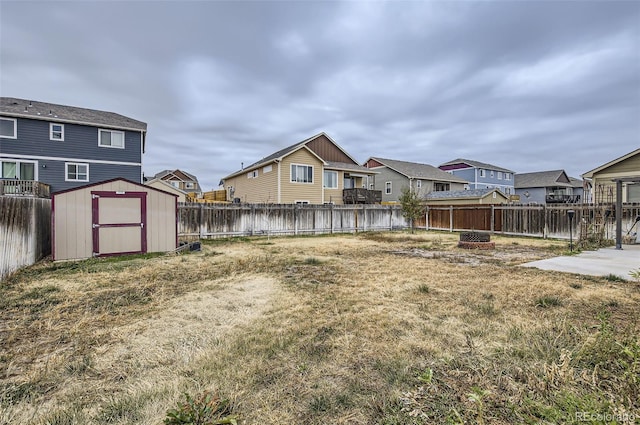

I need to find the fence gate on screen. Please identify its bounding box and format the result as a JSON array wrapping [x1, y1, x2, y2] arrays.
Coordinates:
[[91, 191, 147, 257]]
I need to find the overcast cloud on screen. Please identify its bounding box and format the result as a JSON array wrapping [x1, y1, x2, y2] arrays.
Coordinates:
[[1, 1, 639, 190]]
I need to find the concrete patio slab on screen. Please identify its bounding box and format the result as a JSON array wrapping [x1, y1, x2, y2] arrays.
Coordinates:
[[521, 244, 640, 279]]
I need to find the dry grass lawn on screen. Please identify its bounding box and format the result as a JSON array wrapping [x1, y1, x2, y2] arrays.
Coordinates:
[[1, 232, 638, 424]]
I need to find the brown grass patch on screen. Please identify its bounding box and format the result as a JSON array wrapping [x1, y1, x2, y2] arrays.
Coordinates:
[[1, 232, 638, 424]]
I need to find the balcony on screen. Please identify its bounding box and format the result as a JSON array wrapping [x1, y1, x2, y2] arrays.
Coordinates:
[[546, 194, 581, 204], [0, 180, 51, 198], [343, 188, 382, 204]]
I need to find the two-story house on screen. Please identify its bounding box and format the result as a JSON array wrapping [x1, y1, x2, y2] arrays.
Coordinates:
[[0, 97, 146, 195], [148, 169, 202, 198], [514, 170, 581, 204], [364, 157, 468, 203], [220, 132, 378, 204], [582, 148, 640, 204], [439, 158, 515, 195]]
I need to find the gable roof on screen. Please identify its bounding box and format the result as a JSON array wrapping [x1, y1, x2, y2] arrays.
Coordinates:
[[222, 132, 358, 181], [439, 158, 514, 174], [366, 157, 468, 183], [145, 178, 189, 195], [0, 97, 147, 132], [425, 188, 508, 200], [582, 148, 640, 178], [514, 170, 572, 189], [51, 177, 177, 197], [153, 169, 199, 184], [325, 161, 376, 174]]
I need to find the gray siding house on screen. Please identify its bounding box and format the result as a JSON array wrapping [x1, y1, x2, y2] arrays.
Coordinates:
[[364, 157, 468, 203], [1, 97, 147, 194], [439, 158, 515, 195], [514, 170, 582, 204]]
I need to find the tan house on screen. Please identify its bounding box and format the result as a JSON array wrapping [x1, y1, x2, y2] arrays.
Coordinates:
[[220, 133, 378, 204], [424, 188, 509, 205], [151, 169, 202, 197], [582, 148, 640, 204], [145, 177, 189, 203]]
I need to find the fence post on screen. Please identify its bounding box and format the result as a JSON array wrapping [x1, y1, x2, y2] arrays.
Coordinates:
[[199, 203, 205, 239], [425, 206, 429, 230], [389, 205, 393, 230], [543, 205, 548, 239], [294, 204, 299, 235], [250, 204, 256, 236], [490, 205, 495, 233], [449, 205, 453, 232], [330, 203, 334, 234], [362, 205, 367, 232]]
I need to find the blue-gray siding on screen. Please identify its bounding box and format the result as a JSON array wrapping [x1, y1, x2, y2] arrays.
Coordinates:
[[448, 167, 514, 193], [1, 117, 142, 163]]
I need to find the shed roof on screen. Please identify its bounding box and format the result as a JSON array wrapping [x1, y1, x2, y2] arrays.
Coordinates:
[[367, 157, 468, 183], [52, 178, 177, 197], [425, 188, 505, 200], [439, 158, 514, 173], [1, 97, 147, 132]]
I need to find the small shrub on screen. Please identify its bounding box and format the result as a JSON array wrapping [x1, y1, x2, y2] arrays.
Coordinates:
[[604, 274, 627, 283], [629, 268, 640, 281], [304, 257, 322, 265], [164, 391, 237, 425], [569, 282, 583, 289], [535, 296, 563, 308], [417, 284, 430, 294]]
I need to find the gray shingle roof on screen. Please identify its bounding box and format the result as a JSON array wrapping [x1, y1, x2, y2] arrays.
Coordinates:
[[0, 97, 147, 131], [514, 170, 572, 189], [369, 157, 468, 183], [439, 158, 514, 174], [425, 188, 498, 200], [325, 161, 375, 174], [153, 169, 199, 183]]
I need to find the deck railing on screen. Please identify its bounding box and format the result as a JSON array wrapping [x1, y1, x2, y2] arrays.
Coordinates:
[[0, 180, 51, 198], [343, 188, 382, 204]]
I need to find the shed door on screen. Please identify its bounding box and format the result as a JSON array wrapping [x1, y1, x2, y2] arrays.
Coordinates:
[[92, 191, 147, 257]]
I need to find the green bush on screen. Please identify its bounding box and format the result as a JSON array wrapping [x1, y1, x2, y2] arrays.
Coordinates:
[[164, 391, 237, 425]]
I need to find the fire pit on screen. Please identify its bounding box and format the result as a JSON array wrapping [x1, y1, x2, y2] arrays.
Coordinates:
[[458, 232, 495, 250]]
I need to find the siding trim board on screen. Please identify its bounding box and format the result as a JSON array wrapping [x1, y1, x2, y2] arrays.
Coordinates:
[[0, 153, 141, 167]]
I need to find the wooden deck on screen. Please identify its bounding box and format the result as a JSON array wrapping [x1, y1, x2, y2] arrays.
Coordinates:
[[0, 180, 51, 198], [343, 188, 382, 204]]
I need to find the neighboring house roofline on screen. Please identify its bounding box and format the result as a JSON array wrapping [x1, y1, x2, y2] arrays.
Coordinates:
[[51, 177, 178, 197], [0, 97, 147, 132], [439, 158, 514, 174], [222, 137, 329, 181], [365, 157, 467, 183], [324, 161, 378, 174], [514, 170, 572, 189], [425, 188, 508, 201], [582, 148, 640, 179], [145, 177, 189, 194]]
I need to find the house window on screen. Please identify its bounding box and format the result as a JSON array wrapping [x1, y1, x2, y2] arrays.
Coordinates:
[[185, 182, 195, 189], [170, 181, 180, 188], [505, 173, 511, 180], [0, 117, 17, 139], [1, 160, 35, 180], [247, 170, 258, 179], [295, 200, 310, 205], [434, 182, 450, 191], [65, 163, 89, 182], [98, 129, 125, 148], [50, 123, 64, 141], [385, 181, 392, 194], [416, 180, 422, 189], [263, 165, 273, 173], [493, 192, 497, 198], [323, 170, 338, 189], [490, 170, 494, 178], [497, 172, 502, 180], [291, 164, 313, 183], [505, 187, 511, 195]]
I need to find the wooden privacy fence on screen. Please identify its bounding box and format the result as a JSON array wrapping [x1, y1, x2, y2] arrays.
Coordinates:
[[178, 203, 408, 238], [422, 204, 640, 240], [0, 197, 51, 280]]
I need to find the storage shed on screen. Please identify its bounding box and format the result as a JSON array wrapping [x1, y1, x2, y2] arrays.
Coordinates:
[[52, 178, 177, 261]]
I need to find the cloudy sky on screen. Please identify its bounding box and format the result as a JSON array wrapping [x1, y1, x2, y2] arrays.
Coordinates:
[[1, 1, 639, 190]]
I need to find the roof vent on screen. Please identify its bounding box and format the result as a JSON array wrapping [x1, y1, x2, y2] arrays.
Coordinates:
[[48, 110, 53, 116]]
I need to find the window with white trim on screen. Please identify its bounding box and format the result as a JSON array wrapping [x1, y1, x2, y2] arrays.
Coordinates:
[[490, 170, 494, 178], [263, 165, 273, 173], [416, 180, 422, 189], [98, 129, 124, 148], [50, 123, 64, 141], [247, 170, 258, 179], [497, 172, 502, 180], [479, 169, 486, 177], [1, 160, 36, 180], [185, 182, 195, 189], [0, 117, 17, 139], [323, 170, 338, 188], [434, 182, 450, 191], [65, 163, 89, 182], [385, 181, 392, 194], [291, 164, 313, 183], [505, 173, 511, 180]]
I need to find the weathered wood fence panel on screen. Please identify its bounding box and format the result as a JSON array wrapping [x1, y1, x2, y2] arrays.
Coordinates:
[[425, 203, 640, 240], [178, 204, 408, 238], [0, 197, 51, 280]]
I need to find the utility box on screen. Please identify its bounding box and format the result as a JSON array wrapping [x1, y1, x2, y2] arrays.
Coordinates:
[[52, 178, 177, 261]]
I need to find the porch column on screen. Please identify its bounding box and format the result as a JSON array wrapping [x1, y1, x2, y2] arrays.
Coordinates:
[[615, 179, 622, 250]]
